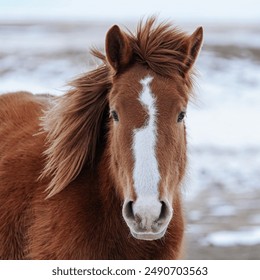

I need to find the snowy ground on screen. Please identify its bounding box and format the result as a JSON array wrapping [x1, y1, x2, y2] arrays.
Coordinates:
[[0, 20, 260, 259]]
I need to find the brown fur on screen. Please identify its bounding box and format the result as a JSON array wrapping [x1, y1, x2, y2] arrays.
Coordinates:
[[0, 17, 203, 259]]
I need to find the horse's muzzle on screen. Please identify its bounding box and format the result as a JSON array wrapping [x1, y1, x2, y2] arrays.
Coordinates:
[[122, 197, 173, 241]]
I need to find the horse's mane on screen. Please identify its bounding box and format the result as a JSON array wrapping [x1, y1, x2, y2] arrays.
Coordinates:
[[41, 65, 111, 197], [41, 17, 194, 197], [129, 17, 193, 84]]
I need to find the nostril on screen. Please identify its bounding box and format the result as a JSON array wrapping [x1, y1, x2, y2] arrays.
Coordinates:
[[159, 201, 167, 220], [123, 201, 134, 220], [157, 200, 171, 223]]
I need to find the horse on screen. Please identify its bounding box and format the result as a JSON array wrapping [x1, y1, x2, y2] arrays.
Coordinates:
[[0, 17, 203, 259]]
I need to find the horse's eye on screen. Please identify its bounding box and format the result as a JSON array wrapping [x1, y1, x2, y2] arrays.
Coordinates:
[[111, 110, 119, 122], [177, 111, 186, 122]]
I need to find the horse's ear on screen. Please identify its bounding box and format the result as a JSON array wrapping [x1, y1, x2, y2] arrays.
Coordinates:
[[180, 26, 203, 75], [105, 25, 132, 72]]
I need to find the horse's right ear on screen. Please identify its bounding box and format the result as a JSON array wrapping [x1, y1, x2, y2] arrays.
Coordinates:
[[105, 25, 132, 73], [179, 26, 203, 76]]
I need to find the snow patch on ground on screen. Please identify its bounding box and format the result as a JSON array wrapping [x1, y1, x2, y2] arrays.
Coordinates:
[[201, 228, 260, 247]]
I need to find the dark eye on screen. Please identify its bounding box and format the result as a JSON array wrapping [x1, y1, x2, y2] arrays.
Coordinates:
[[177, 111, 186, 122], [111, 110, 119, 122]]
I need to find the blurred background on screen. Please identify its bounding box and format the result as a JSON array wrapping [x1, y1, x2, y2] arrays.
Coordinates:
[[0, 0, 260, 259]]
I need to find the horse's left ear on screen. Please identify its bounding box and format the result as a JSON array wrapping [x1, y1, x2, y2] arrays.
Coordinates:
[[105, 25, 132, 73], [181, 26, 203, 75]]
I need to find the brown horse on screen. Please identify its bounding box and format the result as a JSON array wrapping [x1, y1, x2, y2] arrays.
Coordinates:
[[0, 17, 203, 259]]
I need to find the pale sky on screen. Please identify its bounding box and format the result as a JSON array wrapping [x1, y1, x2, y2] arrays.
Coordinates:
[[0, 0, 259, 23]]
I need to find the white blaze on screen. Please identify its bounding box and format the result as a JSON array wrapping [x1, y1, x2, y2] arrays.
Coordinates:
[[132, 75, 160, 198]]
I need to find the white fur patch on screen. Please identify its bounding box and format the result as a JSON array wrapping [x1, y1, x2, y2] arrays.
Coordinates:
[[132, 75, 160, 198]]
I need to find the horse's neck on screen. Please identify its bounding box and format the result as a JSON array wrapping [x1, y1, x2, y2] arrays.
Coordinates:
[[84, 151, 129, 258]]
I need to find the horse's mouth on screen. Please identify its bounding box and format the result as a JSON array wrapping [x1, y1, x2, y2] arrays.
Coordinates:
[[130, 228, 167, 241]]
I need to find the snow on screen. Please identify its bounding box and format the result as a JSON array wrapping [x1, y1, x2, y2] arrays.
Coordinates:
[[202, 228, 260, 247], [249, 215, 260, 225], [210, 205, 237, 217]]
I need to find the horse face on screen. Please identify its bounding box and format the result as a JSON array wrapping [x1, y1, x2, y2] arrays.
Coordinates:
[[105, 21, 202, 241], [108, 65, 188, 240]]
